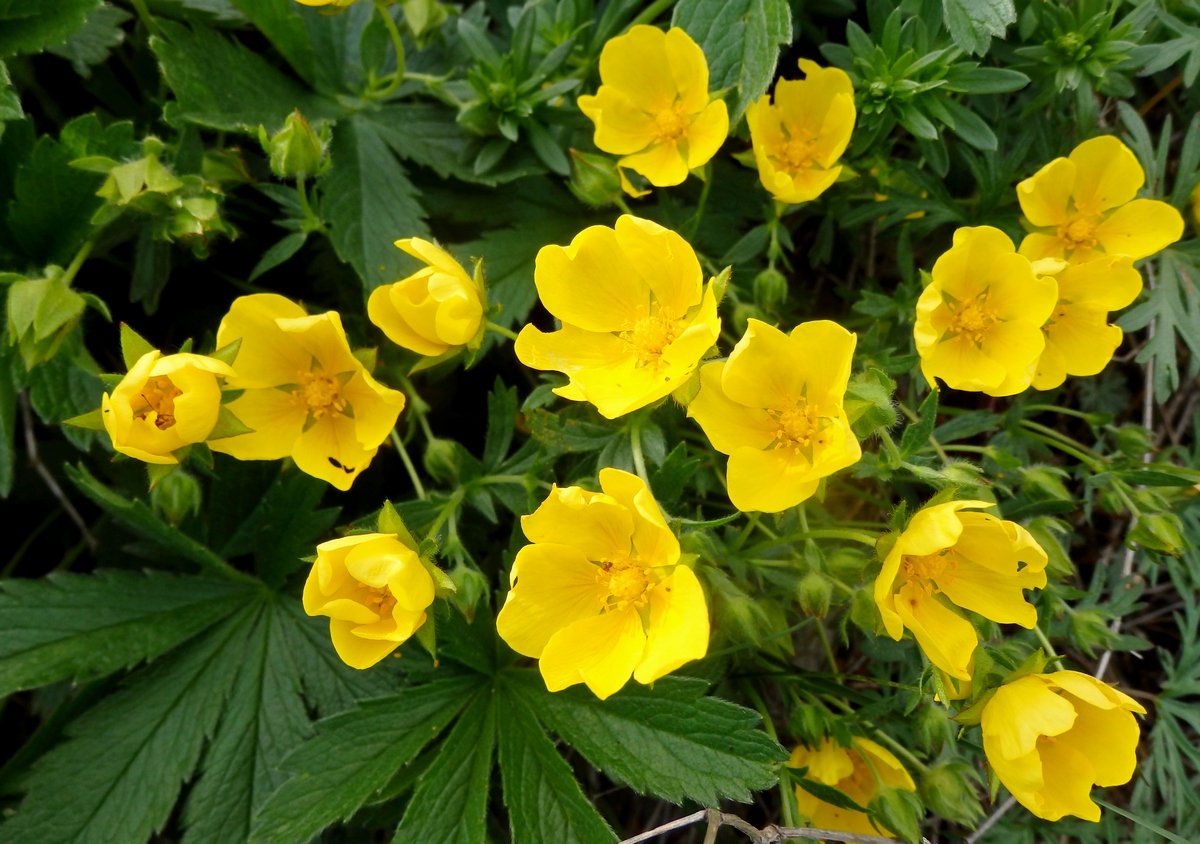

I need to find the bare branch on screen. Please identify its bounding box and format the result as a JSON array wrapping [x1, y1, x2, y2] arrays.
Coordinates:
[[19, 392, 97, 553], [618, 809, 934, 844]]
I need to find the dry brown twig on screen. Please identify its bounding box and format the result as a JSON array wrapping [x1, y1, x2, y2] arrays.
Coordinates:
[[19, 391, 97, 553], [619, 808, 935, 844]]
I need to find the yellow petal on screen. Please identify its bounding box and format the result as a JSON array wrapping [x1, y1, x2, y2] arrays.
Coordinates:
[[1048, 669, 1145, 714], [217, 293, 309, 388], [1094, 198, 1185, 260], [1018, 232, 1067, 262], [582, 87, 658, 155], [521, 485, 633, 560], [1056, 694, 1140, 787], [721, 319, 804, 407], [791, 740, 854, 785], [1056, 255, 1142, 312], [982, 675, 1075, 759], [936, 555, 1041, 627], [894, 584, 977, 680], [726, 446, 819, 513], [1017, 156, 1075, 227], [514, 322, 629, 381], [533, 225, 649, 332], [955, 512, 1048, 575], [340, 536, 406, 585], [1069, 135, 1143, 213], [539, 607, 647, 699], [208, 387, 305, 461], [276, 311, 359, 376], [1043, 305, 1123, 380], [597, 25, 679, 114], [619, 140, 690, 187], [396, 237, 464, 276], [1033, 738, 1101, 822], [385, 557, 434, 613], [1032, 335, 1068, 391], [614, 215, 703, 315], [329, 618, 403, 669], [292, 413, 378, 491], [854, 737, 916, 790], [634, 565, 709, 683], [663, 26, 710, 114], [598, 468, 680, 568], [687, 361, 777, 454], [342, 369, 405, 450], [496, 543, 604, 657], [920, 333, 1008, 393], [368, 282, 449, 357], [787, 320, 857, 406], [683, 99, 728, 169]]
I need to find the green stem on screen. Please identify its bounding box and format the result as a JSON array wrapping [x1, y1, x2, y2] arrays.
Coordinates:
[[426, 489, 464, 541], [814, 621, 838, 673], [630, 422, 650, 486], [61, 239, 94, 286], [878, 428, 903, 468], [613, 196, 633, 215], [683, 169, 712, 239], [1020, 430, 1104, 472], [129, 0, 163, 38], [870, 729, 931, 774], [390, 428, 426, 500], [1020, 419, 1107, 464], [368, 0, 406, 100], [1024, 404, 1100, 423], [486, 321, 519, 342], [625, 0, 676, 30], [1032, 622, 1059, 658], [745, 529, 881, 556], [481, 474, 553, 490]]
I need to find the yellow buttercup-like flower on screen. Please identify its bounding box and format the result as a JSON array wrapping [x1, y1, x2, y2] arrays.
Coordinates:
[[368, 238, 484, 358], [746, 60, 855, 204], [495, 468, 709, 700], [1017, 135, 1184, 263], [789, 737, 915, 837], [209, 294, 406, 491], [982, 671, 1146, 822], [102, 351, 234, 465], [687, 319, 860, 513], [1032, 255, 1143, 391], [515, 215, 720, 419], [577, 26, 729, 188], [303, 533, 435, 669], [914, 226, 1057, 397], [293, 0, 359, 6], [874, 500, 1048, 680]]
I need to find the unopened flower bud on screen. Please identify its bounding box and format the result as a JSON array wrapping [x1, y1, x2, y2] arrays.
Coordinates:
[[423, 437, 460, 486], [920, 760, 983, 826], [752, 267, 788, 311], [258, 110, 330, 179], [849, 586, 878, 635], [1129, 512, 1186, 555], [151, 469, 202, 525], [915, 704, 955, 750], [568, 150, 623, 207], [1069, 608, 1112, 656], [797, 571, 833, 618], [450, 562, 488, 620], [868, 784, 923, 844]]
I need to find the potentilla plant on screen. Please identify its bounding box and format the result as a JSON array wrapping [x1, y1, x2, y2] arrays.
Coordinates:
[[2, 2, 1199, 844]]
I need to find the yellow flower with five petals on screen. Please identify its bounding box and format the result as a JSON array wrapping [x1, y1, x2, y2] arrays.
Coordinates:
[[687, 319, 860, 513], [368, 238, 484, 358], [788, 737, 915, 838], [914, 226, 1057, 397], [1016, 135, 1183, 263], [981, 671, 1145, 822], [577, 26, 729, 188], [303, 533, 435, 669], [874, 500, 1048, 680], [495, 468, 709, 700], [515, 215, 720, 419], [209, 294, 406, 491], [746, 60, 856, 204]]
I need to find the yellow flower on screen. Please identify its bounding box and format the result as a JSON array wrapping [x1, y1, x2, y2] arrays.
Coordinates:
[[981, 671, 1146, 822], [687, 319, 860, 513], [874, 500, 1048, 680], [367, 238, 484, 358], [1032, 255, 1143, 391], [746, 60, 856, 204], [914, 226, 1057, 397], [495, 468, 709, 700], [101, 351, 233, 465], [1017, 135, 1184, 263], [789, 737, 915, 837], [577, 26, 728, 188], [303, 533, 435, 669], [294, 0, 359, 6], [209, 294, 406, 491], [515, 215, 720, 419]]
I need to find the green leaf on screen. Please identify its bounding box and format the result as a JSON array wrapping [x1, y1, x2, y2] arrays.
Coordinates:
[[46, 2, 130, 75], [942, 0, 1015, 56], [845, 368, 898, 439], [510, 671, 787, 804], [0, 345, 16, 497], [792, 771, 869, 813], [0, 0, 100, 58], [673, 0, 793, 124], [0, 569, 254, 697], [226, 0, 321, 89], [1095, 798, 1194, 844], [322, 113, 429, 291], [120, 321, 156, 369], [1118, 249, 1200, 400], [393, 689, 496, 844], [248, 673, 483, 844], [0, 60, 26, 136], [0, 605, 255, 844], [483, 378, 518, 471], [650, 443, 702, 506], [899, 389, 939, 459], [496, 679, 616, 844], [249, 231, 307, 281]]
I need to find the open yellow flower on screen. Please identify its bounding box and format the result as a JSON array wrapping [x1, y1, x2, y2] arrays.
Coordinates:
[[746, 60, 855, 204], [303, 533, 435, 669], [294, 0, 359, 6], [209, 294, 406, 491], [874, 500, 1048, 680], [1017, 135, 1184, 263], [982, 671, 1145, 822], [102, 351, 233, 465], [1032, 255, 1143, 391], [515, 215, 720, 419], [789, 737, 915, 837], [687, 319, 860, 513], [368, 238, 484, 358], [577, 26, 728, 188], [914, 226, 1057, 397], [495, 468, 709, 700]]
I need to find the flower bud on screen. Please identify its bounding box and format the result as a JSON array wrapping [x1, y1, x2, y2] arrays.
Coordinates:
[[423, 437, 460, 486], [914, 704, 955, 750], [568, 150, 623, 207], [258, 110, 330, 179], [848, 586, 878, 635], [1128, 512, 1186, 555], [151, 469, 202, 525], [752, 267, 788, 311], [796, 571, 833, 618], [450, 561, 488, 620], [919, 760, 982, 826], [1020, 465, 1072, 502], [401, 0, 449, 46], [868, 784, 923, 844], [1069, 608, 1113, 656]]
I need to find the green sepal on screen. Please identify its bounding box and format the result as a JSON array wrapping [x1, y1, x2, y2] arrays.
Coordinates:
[[1000, 648, 1052, 685], [64, 408, 107, 431], [208, 336, 241, 367], [98, 373, 124, 387], [147, 462, 179, 490], [80, 293, 112, 322], [377, 499, 420, 552], [418, 537, 439, 560], [187, 441, 214, 470], [409, 347, 461, 375], [414, 611, 436, 660], [206, 406, 254, 440], [352, 346, 377, 373], [120, 323, 156, 370], [178, 338, 193, 354], [709, 266, 731, 305], [951, 687, 998, 726], [220, 389, 244, 404], [420, 557, 457, 599]]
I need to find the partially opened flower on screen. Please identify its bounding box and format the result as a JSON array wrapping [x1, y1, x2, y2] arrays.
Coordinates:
[[515, 215, 720, 419], [102, 351, 234, 464], [368, 238, 484, 358], [294, 0, 359, 6], [687, 319, 860, 513], [746, 60, 855, 204], [914, 226, 1057, 397], [1032, 255, 1143, 391], [495, 468, 709, 700], [577, 26, 728, 188], [789, 737, 915, 837], [210, 294, 406, 490], [982, 671, 1145, 821], [874, 500, 1048, 680], [303, 533, 435, 669], [1017, 135, 1184, 263]]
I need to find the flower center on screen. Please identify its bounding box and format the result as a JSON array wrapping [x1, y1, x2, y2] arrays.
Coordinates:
[[768, 394, 821, 452], [653, 103, 691, 143], [597, 556, 652, 611], [295, 371, 346, 419], [947, 296, 997, 345], [1057, 215, 1099, 250], [902, 550, 958, 593], [137, 376, 182, 430], [359, 582, 397, 617], [620, 306, 682, 367], [776, 134, 817, 171]]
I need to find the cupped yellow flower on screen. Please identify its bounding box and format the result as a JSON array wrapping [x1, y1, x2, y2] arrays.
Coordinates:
[[982, 671, 1146, 822], [515, 215, 720, 419], [1017, 135, 1184, 263], [367, 238, 484, 358], [101, 351, 233, 465], [209, 294, 406, 491], [874, 500, 1048, 680], [687, 319, 860, 513], [746, 60, 855, 204], [577, 26, 729, 188], [914, 226, 1057, 397], [789, 737, 915, 837], [495, 468, 709, 700], [293, 0, 359, 6], [303, 533, 435, 669], [1032, 255, 1143, 391]]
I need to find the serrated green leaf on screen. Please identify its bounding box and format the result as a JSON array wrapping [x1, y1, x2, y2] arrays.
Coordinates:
[[46, 2, 130, 75], [942, 0, 1015, 56], [900, 389, 939, 459], [248, 231, 307, 281], [0, 0, 101, 58], [650, 442, 702, 506], [1118, 249, 1200, 400], [483, 378, 518, 471]]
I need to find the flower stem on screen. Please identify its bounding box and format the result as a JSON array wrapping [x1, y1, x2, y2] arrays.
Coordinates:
[[486, 321, 519, 342], [878, 428, 903, 468], [129, 0, 163, 38], [426, 489, 464, 541], [1032, 621, 1059, 658], [61, 239, 94, 286], [390, 427, 426, 500], [683, 168, 712, 240], [814, 620, 838, 673], [625, 0, 676, 30], [630, 422, 651, 486], [368, 0, 406, 100]]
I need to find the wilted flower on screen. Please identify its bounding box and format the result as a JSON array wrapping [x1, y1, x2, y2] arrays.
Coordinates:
[[789, 737, 915, 837]]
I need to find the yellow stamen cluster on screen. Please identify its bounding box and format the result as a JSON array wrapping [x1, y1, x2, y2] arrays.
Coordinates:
[[359, 582, 398, 617], [296, 371, 346, 419], [947, 295, 997, 345], [768, 395, 820, 452], [621, 307, 682, 367], [775, 133, 817, 171], [1058, 214, 1100, 251], [137, 376, 183, 430], [653, 103, 691, 143], [597, 557, 652, 611], [902, 550, 959, 594]]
